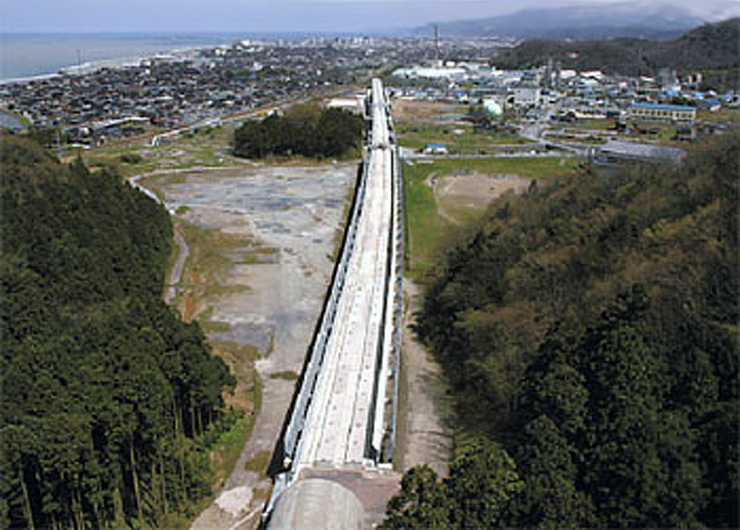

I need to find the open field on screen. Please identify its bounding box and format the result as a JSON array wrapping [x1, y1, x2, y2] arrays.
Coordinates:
[[432, 172, 531, 226], [697, 108, 740, 124], [403, 156, 580, 280], [393, 99, 532, 153], [80, 124, 251, 178], [397, 121, 532, 152], [392, 98, 465, 122]]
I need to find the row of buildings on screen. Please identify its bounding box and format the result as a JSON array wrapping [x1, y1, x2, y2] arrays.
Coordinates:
[[391, 61, 737, 125], [0, 37, 509, 144]]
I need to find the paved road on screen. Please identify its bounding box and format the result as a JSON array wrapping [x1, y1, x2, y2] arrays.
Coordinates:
[[128, 173, 190, 304], [165, 229, 189, 304]]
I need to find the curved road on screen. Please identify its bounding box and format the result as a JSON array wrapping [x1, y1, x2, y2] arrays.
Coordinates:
[[128, 173, 190, 304], [165, 229, 189, 304]]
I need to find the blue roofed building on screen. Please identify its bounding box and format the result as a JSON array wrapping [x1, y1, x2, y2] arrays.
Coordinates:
[[630, 102, 696, 123], [423, 143, 449, 155]]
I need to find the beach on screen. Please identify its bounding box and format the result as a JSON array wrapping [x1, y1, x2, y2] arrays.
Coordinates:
[[0, 33, 237, 83]]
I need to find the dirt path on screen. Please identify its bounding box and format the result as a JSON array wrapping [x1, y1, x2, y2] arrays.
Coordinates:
[[424, 172, 462, 227], [164, 229, 189, 304], [396, 280, 453, 477]]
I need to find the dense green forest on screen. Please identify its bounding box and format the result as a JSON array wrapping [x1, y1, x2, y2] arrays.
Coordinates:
[[233, 106, 363, 159], [492, 17, 740, 84], [0, 137, 235, 528], [385, 134, 738, 528]]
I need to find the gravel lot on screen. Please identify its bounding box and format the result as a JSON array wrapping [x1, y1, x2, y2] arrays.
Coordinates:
[[147, 162, 357, 529]]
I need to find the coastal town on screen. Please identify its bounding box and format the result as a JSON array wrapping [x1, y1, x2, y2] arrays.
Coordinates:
[[2, 34, 736, 153], [0, 36, 504, 141]]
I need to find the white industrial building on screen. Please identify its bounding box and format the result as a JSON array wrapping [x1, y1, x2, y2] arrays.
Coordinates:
[[325, 97, 365, 114], [392, 66, 467, 80], [512, 85, 541, 107]]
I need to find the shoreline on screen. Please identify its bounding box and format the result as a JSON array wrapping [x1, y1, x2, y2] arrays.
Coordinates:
[[0, 30, 361, 86], [0, 45, 214, 86]]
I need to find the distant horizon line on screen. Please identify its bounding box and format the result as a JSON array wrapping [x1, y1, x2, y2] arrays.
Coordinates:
[[2, 30, 395, 37]]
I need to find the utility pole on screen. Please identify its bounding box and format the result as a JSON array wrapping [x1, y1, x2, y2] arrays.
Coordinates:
[[55, 125, 63, 159], [434, 24, 440, 65]]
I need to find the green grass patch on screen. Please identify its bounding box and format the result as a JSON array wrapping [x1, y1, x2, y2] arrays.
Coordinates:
[[397, 121, 531, 153], [269, 370, 299, 380], [424, 156, 580, 180], [202, 342, 263, 498], [217, 416, 248, 446], [243, 450, 272, 478], [403, 162, 456, 280], [697, 108, 739, 124]]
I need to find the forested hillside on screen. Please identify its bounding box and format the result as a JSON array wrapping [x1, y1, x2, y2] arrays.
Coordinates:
[[492, 18, 740, 82], [0, 138, 235, 528], [385, 134, 738, 528]]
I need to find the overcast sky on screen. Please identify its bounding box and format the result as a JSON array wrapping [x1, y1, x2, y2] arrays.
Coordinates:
[[2, 0, 739, 34]]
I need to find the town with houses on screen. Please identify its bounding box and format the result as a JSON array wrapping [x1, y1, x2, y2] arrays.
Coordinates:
[[1, 35, 737, 163]]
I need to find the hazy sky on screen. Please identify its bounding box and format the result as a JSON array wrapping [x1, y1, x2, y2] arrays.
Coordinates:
[[2, 0, 739, 34]]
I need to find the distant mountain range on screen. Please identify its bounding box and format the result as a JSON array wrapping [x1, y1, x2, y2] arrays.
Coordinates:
[[413, 0, 740, 39], [491, 17, 740, 79]]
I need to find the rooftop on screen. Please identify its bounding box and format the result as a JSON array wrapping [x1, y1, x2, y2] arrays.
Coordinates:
[[598, 140, 685, 164], [631, 102, 697, 111]]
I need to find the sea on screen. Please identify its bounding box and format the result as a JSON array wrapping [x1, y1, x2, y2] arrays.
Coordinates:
[[0, 32, 330, 84]]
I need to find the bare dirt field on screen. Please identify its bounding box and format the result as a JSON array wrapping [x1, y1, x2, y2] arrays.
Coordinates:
[[393, 98, 466, 123], [427, 172, 531, 225], [142, 162, 357, 529]]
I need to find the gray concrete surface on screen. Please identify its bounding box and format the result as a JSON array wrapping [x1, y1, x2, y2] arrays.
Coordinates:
[[142, 163, 357, 529], [269, 479, 365, 530]]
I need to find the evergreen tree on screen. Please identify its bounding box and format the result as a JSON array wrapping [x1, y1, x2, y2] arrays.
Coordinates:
[[0, 137, 235, 528]]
